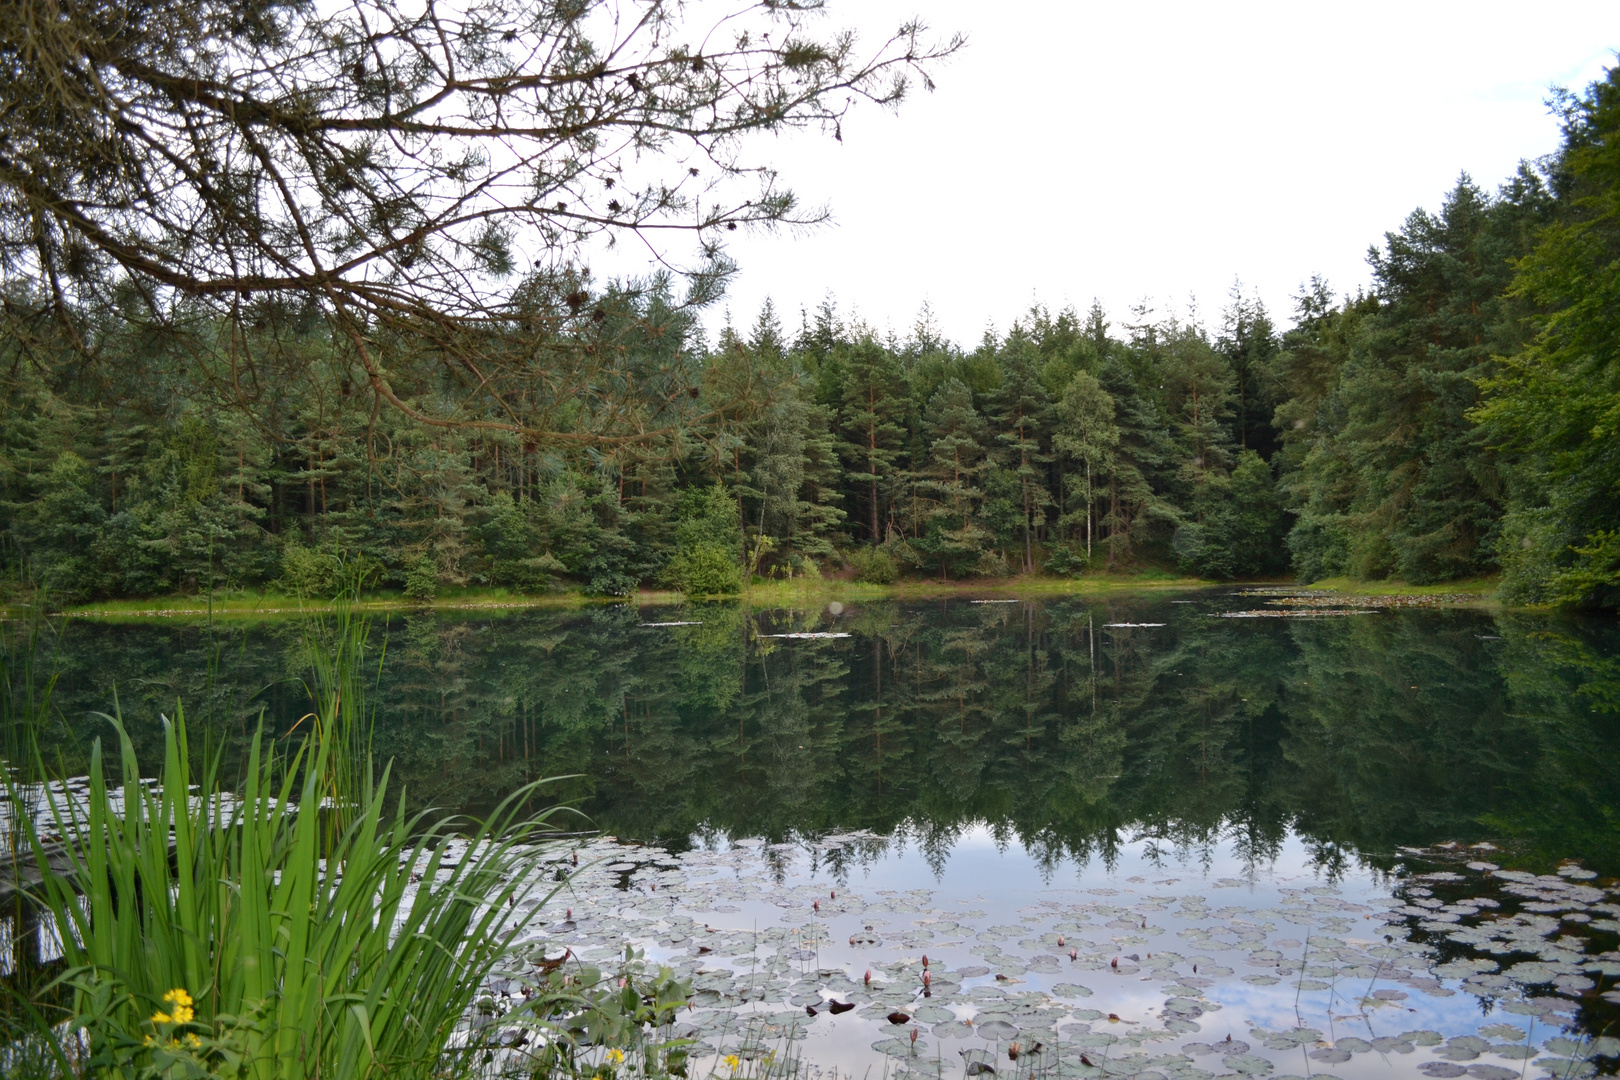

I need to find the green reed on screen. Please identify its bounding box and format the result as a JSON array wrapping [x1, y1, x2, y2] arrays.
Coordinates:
[[12, 701, 568, 1079], [296, 597, 383, 846]]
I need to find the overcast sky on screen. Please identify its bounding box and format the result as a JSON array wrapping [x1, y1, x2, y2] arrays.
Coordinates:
[[661, 1, 1616, 347]]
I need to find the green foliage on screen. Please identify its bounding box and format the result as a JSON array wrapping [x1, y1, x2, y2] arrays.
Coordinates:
[[1176, 452, 1286, 579], [12, 707, 565, 1079], [516, 948, 696, 1080], [404, 556, 439, 602], [1042, 544, 1090, 577], [663, 486, 742, 595], [1277, 174, 1549, 585], [5, 59, 1620, 608], [277, 541, 342, 599], [847, 545, 898, 584], [1476, 65, 1620, 607]]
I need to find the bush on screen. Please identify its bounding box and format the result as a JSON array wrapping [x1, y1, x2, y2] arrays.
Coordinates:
[[278, 541, 342, 598], [488, 552, 568, 592], [972, 549, 1011, 578], [1287, 513, 1352, 583], [662, 485, 743, 595], [403, 555, 439, 602], [664, 543, 743, 595], [847, 546, 897, 584], [1043, 545, 1090, 577]]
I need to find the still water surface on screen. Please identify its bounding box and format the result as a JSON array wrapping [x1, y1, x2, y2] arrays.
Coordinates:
[[27, 589, 1620, 1077]]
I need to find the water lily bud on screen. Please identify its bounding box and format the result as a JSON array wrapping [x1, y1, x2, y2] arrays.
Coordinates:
[[864, 970, 872, 985]]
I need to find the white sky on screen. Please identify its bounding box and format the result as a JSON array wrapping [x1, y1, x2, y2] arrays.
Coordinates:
[[661, 1, 1617, 347]]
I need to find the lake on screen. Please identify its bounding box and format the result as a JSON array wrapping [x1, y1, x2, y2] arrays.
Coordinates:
[[15, 589, 1620, 1078]]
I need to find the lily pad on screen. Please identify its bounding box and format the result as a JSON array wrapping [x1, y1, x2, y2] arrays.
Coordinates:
[[871, 1038, 915, 1057], [1223, 1053, 1274, 1075]]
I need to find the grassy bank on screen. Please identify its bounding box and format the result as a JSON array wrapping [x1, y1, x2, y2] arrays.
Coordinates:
[[32, 570, 1507, 622], [40, 570, 1211, 621]]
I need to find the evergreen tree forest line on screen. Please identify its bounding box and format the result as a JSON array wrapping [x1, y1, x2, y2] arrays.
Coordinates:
[[2, 67, 1617, 608]]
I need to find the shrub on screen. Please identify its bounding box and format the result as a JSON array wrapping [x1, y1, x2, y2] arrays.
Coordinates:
[[662, 485, 743, 595], [1043, 545, 1090, 577], [664, 543, 742, 595], [403, 555, 439, 602], [972, 549, 1011, 578], [847, 546, 897, 584], [279, 541, 341, 597]]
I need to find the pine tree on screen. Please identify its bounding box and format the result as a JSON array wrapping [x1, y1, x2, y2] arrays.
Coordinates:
[[1053, 371, 1118, 561], [989, 333, 1053, 572], [912, 377, 994, 577], [1217, 283, 1282, 458], [1477, 66, 1620, 606], [837, 335, 910, 544]]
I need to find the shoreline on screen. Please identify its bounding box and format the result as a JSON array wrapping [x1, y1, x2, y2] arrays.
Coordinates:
[[16, 572, 1502, 622]]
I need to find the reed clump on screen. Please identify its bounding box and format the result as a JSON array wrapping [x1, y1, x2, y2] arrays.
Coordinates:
[[11, 703, 566, 1078]]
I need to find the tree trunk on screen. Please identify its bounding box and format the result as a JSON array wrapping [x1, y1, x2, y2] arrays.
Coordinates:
[[1085, 458, 1093, 559]]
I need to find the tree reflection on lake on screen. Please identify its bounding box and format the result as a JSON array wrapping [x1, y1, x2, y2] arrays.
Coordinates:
[[24, 590, 1620, 877]]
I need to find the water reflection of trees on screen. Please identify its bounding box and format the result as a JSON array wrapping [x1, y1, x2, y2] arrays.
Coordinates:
[[21, 595, 1620, 875]]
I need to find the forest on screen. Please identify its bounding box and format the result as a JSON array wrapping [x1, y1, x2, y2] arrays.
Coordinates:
[[2, 66, 1616, 608]]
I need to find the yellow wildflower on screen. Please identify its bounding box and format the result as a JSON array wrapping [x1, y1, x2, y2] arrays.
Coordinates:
[[723, 1054, 742, 1073], [159, 989, 195, 1024], [606, 1049, 625, 1065], [185, 1034, 202, 1050]]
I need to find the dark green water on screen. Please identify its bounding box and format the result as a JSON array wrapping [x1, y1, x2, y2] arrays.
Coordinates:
[[18, 589, 1620, 876]]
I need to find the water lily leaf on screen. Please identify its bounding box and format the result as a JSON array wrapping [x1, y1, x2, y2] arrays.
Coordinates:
[[1223, 1053, 1274, 1075], [871, 1038, 915, 1057]]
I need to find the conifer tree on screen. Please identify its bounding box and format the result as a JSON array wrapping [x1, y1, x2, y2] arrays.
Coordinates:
[[1477, 65, 1620, 606], [912, 378, 994, 577], [837, 335, 910, 544], [1053, 372, 1119, 561], [989, 334, 1054, 572]]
